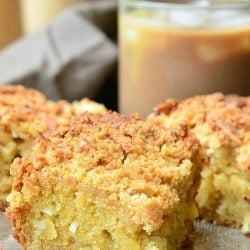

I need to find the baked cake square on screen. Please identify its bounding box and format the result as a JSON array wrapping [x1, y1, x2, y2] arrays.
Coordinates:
[[149, 93, 250, 234], [0, 85, 106, 210], [7, 112, 200, 249]]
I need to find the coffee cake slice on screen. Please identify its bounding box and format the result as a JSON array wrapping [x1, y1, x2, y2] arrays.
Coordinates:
[[0, 85, 106, 210], [149, 93, 250, 234], [7, 112, 200, 250]]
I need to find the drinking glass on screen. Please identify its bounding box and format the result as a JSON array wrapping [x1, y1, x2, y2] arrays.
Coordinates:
[[119, 0, 250, 116]]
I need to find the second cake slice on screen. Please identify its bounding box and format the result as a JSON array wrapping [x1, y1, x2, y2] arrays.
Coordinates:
[[149, 93, 250, 234]]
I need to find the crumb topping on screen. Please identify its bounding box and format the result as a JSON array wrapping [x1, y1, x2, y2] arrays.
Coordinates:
[[0, 85, 72, 136], [150, 93, 250, 171], [10, 112, 199, 232], [0, 85, 107, 138]]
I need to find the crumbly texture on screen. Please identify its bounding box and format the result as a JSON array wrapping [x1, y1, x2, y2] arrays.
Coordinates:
[[71, 98, 107, 115], [0, 85, 106, 210], [148, 93, 250, 234], [7, 112, 200, 250]]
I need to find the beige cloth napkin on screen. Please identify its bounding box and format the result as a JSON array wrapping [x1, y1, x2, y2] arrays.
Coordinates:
[[0, 0, 117, 101]]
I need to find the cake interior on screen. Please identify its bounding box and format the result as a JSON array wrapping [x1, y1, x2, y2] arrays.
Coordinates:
[[194, 124, 250, 234], [10, 183, 197, 250], [0, 128, 35, 209]]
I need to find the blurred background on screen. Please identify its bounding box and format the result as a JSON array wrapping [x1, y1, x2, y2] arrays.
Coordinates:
[[0, 0, 96, 50], [0, 0, 118, 110], [0, 0, 249, 117]]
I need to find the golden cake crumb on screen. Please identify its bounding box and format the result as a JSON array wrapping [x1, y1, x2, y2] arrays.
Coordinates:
[[7, 112, 200, 250], [0, 85, 106, 210], [149, 93, 250, 234]]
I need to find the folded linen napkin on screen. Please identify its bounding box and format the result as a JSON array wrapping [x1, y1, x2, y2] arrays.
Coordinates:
[[0, 0, 117, 101]]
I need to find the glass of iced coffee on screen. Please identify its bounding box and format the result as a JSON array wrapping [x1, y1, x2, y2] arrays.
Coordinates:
[[119, 0, 250, 116]]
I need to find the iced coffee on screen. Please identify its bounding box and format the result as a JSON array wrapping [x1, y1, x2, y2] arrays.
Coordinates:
[[119, 0, 250, 116]]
